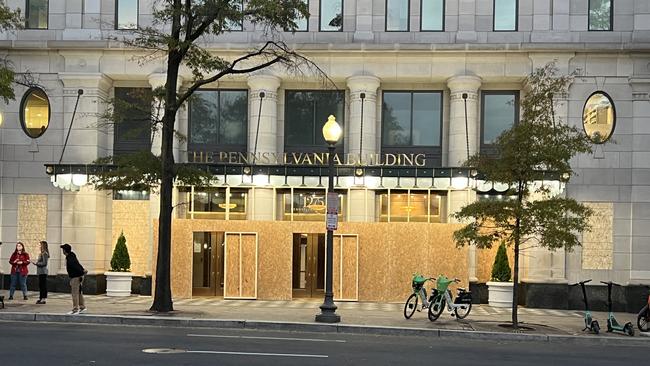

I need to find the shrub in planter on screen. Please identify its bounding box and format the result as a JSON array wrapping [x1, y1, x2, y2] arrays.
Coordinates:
[[487, 242, 513, 308], [105, 232, 133, 297], [110, 232, 131, 272], [491, 242, 511, 282]]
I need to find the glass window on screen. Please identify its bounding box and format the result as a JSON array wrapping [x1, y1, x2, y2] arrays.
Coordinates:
[[189, 90, 248, 151], [589, 0, 612, 31], [188, 188, 248, 220], [493, 0, 517, 31], [386, 0, 409, 31], [320, 0, 343, 31], [582, 92, 615, 143], [421, 0, 444, 31], [116, 0, 138, 30], [481, 91, 519, 146], [226, 0, 244, 31], [20, 88, 50, 139], [281, 189, 346, 222], [289, 0, 309, 31], [26, 0, 48, 29], [378, 190, 444, 223], [284, 90, 345, 151], [382, 92, 442, 147], [113, 190, 150, 200], [113, 88, 153, 156]]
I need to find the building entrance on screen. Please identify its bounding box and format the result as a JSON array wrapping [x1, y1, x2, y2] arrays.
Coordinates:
[[192, 232, 225, 296], [292, 233, 325, 298]]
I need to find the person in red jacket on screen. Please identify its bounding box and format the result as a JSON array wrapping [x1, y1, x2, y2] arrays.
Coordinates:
[[9, 242, 30, 300]]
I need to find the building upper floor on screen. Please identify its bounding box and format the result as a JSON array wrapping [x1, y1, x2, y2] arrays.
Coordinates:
[[2, 0, 650, 50]]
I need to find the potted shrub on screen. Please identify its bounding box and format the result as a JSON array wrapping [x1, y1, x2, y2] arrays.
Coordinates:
[[105, 232, 133, 297], [487, 242, 513, 308]]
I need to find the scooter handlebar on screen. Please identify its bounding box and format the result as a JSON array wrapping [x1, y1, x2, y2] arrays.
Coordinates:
[[600, 281, 621, 286], [570, 279, 592, 286]]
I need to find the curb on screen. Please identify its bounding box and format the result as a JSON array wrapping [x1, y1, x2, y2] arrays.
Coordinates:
[[1, 312, 648, 346]]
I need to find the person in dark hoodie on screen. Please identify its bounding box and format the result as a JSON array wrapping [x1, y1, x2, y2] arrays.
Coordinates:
[[60, 243, 87, 315]]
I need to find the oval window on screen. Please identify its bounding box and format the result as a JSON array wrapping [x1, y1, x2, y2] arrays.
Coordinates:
[[582, 92, 615, 144], [20, 88, 51, 138]]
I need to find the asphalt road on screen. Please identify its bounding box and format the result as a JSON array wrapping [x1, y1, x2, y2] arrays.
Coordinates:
[[0, 321, 646, 366]]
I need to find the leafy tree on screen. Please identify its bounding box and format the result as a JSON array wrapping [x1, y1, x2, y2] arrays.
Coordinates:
[[490, 242, 511, 282], [92, 0, 327, 312], [110, 232, 131, 272], [0, 2, 24, 102], [453, 63, 594, 328]]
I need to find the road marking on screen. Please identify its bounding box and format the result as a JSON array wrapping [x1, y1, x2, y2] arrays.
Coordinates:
[[186, 350, 328, 358], [187, 333, 346, 343]]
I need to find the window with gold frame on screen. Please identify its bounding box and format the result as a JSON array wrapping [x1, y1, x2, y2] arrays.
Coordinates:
[[186, 187, 248, 220], [377, 190, 444, 223], [279, 189, 346, 222]]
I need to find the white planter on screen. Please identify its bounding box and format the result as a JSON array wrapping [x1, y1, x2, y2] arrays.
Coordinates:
[[105, 271, 133, 297], [487, 281, 514, 308]]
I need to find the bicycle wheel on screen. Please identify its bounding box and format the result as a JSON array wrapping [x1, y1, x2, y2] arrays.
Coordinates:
[[403, 293, 418, 319], [428, 297, 445, 321], [637, 305, 649, 332], [454, 302, 472, 319]]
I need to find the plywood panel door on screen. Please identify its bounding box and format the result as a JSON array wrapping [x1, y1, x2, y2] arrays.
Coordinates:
[[224, 232, 258, 299], [331, 234, 359, 301]]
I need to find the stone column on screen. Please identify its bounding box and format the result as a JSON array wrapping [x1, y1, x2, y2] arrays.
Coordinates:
[[446, 75, 481, 167], [58, 73, 114, 285], [347, 75, 381, 159], [247, 74, 281, 158], [247, 75, 280, 222], [347, 189, 375, 222], [447, 75, 481, 285]]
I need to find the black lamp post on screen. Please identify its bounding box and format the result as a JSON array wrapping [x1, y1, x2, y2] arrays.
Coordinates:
[[316, 115, 342, 323]]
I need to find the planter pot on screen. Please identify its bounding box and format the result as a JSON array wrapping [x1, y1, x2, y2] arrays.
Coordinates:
[[487, 281, 514, 308], [105, 271, 133, 297]]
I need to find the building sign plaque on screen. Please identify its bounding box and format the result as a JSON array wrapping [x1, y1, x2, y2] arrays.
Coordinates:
[[189, 151, 426, 167]]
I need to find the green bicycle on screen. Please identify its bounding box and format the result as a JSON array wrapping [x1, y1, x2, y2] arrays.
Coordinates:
[[403, 274, 434, 319], [427, 275, 473, 321]]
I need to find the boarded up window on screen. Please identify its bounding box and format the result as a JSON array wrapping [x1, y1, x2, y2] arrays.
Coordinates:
[[18, 195, 47, 254], [582, 202, 613, 270]]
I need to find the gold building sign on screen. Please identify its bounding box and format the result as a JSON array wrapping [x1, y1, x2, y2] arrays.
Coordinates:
[[189, 151, 427, 167]]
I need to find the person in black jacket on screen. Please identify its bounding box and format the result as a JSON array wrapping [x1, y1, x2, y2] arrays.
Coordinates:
[[60, 244, 87, 315]]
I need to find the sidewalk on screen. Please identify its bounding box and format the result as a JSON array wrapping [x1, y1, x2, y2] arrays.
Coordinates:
[[1, 292, 647, 344]]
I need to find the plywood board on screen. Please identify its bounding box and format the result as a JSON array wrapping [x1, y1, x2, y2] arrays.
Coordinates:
[[341, 236, 358, 300], [331, 235, 342, 299], [240, 233, 257, 298], [224, 233, 241, 298]]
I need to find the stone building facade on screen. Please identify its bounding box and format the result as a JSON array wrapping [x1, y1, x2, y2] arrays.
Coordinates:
[[0, 0, 648, 310]]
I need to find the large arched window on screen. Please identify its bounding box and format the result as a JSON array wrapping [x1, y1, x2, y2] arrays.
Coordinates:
[[582, 92, 615, 144], [20, 88, 51, 139]]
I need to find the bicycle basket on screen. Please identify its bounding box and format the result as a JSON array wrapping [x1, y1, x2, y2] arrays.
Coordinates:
[[412, 274, 427, 290]]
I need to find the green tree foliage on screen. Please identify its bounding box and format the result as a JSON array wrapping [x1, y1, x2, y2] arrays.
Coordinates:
[[0, 2, 23, 103], [453, 63, 594, 328], [110, 232, 131, 272], [491, 243, 511, 282], [90, 1, 329, 312]]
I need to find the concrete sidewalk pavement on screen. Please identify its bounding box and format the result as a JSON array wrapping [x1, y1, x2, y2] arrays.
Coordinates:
[[1, 292, 647, 345]]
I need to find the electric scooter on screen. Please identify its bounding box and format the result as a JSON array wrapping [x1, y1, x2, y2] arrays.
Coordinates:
[[637, 286, 649, 332], [600, 281, 634, 336], [570, 279, 599, 334]]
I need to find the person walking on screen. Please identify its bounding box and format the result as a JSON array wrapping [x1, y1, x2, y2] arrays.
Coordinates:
[[33, 240, 49, 304], [60, 243, 87, 314], [8, 242, 30, 300]]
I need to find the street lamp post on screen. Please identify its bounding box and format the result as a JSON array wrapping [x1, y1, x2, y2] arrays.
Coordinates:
[[316, 115, 342, 323]]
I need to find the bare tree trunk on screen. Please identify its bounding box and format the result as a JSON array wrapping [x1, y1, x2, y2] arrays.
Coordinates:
[[512, 227, 520, 328], [150, 49, 182, 312]]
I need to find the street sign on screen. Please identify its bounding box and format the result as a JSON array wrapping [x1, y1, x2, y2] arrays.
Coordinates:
[[326, 212, 338, 231], [326, 192, 339, 230]]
